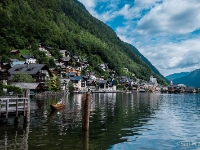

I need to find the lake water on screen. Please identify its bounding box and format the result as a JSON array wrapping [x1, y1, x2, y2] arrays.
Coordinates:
[[1, 92, 200, 150]]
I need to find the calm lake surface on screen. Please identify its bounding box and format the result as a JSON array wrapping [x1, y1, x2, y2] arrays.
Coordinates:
[[1, 92, 200, 150]]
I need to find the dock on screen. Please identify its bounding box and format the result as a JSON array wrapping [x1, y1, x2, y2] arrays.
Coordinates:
[[0, 89, 30, 123]]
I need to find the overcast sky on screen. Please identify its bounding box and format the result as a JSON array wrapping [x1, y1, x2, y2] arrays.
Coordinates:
[[78, 0, 200, 76]]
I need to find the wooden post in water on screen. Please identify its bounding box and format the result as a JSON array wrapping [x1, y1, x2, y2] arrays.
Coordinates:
[[14, 98, 20, 124], [82, 130, 89, 150], [6, 100, 8, 119], [23, 89, 30, 123], [82, 92, 91, 131], [0, 99, 2, 116]]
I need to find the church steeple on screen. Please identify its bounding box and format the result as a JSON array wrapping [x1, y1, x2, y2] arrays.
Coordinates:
[[170, 75, 173, 85]]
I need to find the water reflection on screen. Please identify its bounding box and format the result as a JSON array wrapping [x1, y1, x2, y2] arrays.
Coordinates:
[[1, 93, 200, 149]]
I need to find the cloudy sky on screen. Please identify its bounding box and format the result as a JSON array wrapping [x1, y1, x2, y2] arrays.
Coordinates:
[[78, 0, 200, 76]]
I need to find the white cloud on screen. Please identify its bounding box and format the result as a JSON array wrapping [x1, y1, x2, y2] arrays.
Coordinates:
[[136, 0, 200, 35], [78, 0, 200, 76]]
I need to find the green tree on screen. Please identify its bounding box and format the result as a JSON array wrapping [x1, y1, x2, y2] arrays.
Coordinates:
[[11, 73, 35, 82], [55, 77, 61, 91], [68, 81, 75, 92], [45, 77, 52, 91], [4, 84, 22, 95], [0, 82, 3, 96]]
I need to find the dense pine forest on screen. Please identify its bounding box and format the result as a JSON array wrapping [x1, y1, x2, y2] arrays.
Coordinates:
[[0, 0, 167, 85]]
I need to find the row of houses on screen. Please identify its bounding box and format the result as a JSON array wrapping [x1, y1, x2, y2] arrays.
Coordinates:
[[3, 47, 197, 94]]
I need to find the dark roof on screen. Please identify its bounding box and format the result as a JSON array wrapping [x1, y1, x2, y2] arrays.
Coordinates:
[[21, 54, 34, 59], [10, 82, 40, 89], [8, 64, 47, 75]]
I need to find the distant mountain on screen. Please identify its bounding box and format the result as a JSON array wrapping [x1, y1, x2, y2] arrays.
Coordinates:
[[173, 69, 200, 88], [166, 72, 189, 81]]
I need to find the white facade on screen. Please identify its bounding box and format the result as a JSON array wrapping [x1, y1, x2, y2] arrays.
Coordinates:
[[150, 76, 157, 86]]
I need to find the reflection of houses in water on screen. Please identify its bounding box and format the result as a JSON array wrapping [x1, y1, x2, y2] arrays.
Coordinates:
[[0, 124, 29, 149]]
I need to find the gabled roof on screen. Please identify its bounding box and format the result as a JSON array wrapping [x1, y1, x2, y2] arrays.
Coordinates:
[[10, 82, 40, 89], [21, 54, 34, 59], [8, 64, 47, 75]]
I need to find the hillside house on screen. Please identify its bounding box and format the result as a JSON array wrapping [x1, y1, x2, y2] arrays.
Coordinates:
[[59, 57, 73, 66], [98, 63, 108, 71], [8, 64, 52, 83], [0, 62, 11, 70], [72, 55, 79, 62], [0, 69, 9, 84], [69, 76, 87, 91], [60, 50, 66, 57], [11, 49, 20, 56]]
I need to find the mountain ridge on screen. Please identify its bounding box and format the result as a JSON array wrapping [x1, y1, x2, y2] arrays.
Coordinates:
[[0, 0, 167, 85], [165, 72, 189, 81], [172, 69, 200, 88]]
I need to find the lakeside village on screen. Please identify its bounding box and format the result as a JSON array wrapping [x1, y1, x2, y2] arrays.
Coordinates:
[[0, 45, 198, 96]]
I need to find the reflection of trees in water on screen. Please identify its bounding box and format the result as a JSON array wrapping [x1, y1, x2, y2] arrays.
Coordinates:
[[0, 92, 162, 150]]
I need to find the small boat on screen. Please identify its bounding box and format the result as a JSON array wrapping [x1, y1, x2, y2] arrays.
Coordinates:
[[50, 103, 65, 110]]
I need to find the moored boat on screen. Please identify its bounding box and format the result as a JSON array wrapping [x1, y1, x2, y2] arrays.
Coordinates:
[[50, 103, 65, 110]]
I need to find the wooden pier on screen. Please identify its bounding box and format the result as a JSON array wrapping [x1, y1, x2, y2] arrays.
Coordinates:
[[0, 89, 30, 123]]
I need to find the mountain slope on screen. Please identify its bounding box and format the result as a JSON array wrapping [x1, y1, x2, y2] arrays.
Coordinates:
[[173, 69, 200, 88], [0, 0, 167, 85], [166, 72, 189, 81], [128, 44, 168, 83]]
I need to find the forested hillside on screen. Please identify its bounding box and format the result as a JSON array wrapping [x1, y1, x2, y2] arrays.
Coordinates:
[[0, 0, 167, 85]]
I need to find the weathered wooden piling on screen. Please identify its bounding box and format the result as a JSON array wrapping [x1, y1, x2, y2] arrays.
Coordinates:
[[82, 92, 91, 131], [82, 130, 89, 150]]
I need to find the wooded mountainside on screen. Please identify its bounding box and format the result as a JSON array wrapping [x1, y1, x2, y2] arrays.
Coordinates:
[[0, 0, 167, 85]]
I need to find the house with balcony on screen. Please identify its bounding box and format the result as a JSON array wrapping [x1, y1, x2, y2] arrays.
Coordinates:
[[8, 64, 52, 83]]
